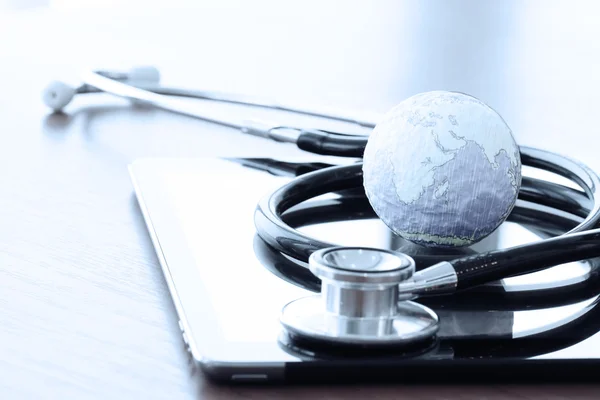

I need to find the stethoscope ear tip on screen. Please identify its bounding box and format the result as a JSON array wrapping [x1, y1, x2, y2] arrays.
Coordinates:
[[126, 65, 161, 84], [42, 80, 75, 112]]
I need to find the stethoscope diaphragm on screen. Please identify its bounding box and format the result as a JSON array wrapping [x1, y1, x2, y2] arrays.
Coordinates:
[[279, 247, 440, 347]]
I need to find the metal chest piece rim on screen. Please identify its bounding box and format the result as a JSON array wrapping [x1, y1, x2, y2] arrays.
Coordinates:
[[279, 247, 440, 347]]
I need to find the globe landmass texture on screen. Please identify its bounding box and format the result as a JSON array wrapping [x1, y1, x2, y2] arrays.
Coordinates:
[[362, 91, 522, 247]]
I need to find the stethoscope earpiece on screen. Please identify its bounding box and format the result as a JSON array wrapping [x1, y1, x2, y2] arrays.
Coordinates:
[[120, 66, 161, 84], [279, 247, 440, 347], [42, 66, 162, 113], [42, 81, 76, 112]]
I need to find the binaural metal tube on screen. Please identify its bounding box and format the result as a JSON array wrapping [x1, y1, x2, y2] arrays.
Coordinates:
[[81, 71, 245, 131]]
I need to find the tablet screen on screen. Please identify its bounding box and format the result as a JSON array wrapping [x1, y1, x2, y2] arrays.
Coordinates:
[[130, 157, 600, 366]]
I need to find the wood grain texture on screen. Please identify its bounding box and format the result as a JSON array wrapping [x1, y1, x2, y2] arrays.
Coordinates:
[[1, 1, 600, 398]]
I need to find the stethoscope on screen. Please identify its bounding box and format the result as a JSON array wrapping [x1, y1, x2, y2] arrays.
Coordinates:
[[42, 66, 600, 349], [248, 161, 600, 361]]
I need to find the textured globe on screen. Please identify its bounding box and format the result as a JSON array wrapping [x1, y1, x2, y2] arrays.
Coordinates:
[[362, 91, 522, 248]]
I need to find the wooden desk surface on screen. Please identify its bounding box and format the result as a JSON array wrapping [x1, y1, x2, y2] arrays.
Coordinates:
[[1, 1, 600, 398]]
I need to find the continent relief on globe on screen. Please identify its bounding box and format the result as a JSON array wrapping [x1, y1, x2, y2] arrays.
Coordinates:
[[362, 91, 522, 247]]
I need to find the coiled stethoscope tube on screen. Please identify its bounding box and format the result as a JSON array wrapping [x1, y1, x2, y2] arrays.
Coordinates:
[[249, 176, 600, 310], [254, 147, 600, 271]]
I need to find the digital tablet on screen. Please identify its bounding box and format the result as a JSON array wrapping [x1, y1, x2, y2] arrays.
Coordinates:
[[129, 157, 600, 384]]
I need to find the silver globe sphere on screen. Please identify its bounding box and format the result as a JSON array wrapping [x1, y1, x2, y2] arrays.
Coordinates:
[[362, 91, 522, 248]]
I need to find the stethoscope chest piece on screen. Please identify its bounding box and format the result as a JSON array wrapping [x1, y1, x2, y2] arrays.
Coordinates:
[[279, 247, 439, 347]]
